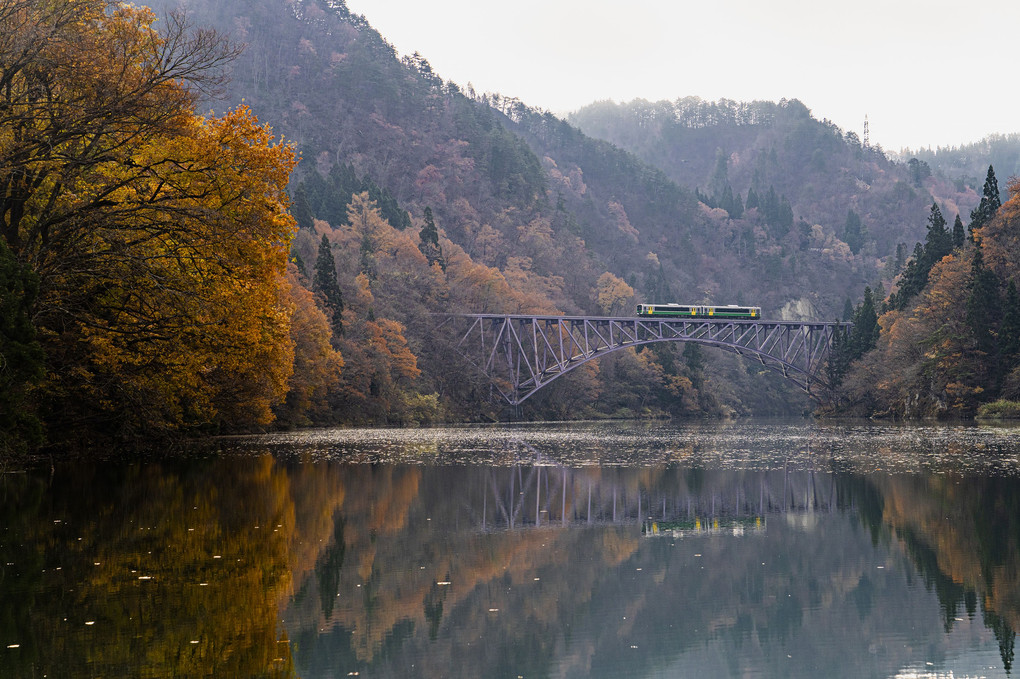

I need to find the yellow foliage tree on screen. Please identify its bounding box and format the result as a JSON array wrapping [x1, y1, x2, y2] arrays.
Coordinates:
[[593, 271, 635, 315], [0, 1, 299, 438]]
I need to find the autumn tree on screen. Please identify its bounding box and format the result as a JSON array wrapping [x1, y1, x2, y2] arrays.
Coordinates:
[[296, 192, 452, 423], [276, 265, 344, 427], [0, 1, 299, 442], [593, 272, 634, 315]]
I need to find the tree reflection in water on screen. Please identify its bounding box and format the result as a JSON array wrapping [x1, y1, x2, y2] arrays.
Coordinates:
[[284, 461, 1019, 679], [2, 425, 1019, 678]]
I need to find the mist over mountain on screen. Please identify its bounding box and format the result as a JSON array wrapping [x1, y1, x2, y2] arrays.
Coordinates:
[[568, 98, 991, 263]]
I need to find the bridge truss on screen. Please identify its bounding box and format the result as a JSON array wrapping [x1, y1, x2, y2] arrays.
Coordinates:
[[445, 314, 849, 405]]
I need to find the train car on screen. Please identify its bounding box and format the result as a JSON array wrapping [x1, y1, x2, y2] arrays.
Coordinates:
[[635, 303, 703, 317], [705, 304, 761, 318], [636, 303, 760, 319]]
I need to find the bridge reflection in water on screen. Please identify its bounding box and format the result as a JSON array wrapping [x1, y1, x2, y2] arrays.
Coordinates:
[[443, 314, 851, 405], [472, 458, 838, 534]]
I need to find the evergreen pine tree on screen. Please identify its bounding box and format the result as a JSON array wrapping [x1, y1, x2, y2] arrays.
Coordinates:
[[646, 263, 673, 303], [849, 287, 880, 359], [893, 243, 926, 309], [844, 209, 865, 254], [764, 186, 779, 224], [952, 214, 965, 249], [709, 148, 729, 199], [418, 207, 445, 270], [985, 609, 1016, 674], [926, 202, 951, 257], [983, 165, 1002, 212], [826, 322, 851, 387], [895, 204, 956, 309], [313, 234, 344, 338], [907, 158, 931, 187], [682, 343, 706, 389], [291, 186, 314, 231], [999, 279, 1020, 373], [969, 165, 1002, 241], [745, 186, 759, 211], [826, 289, 881, 387], [966, 247, 1001, 358], [732, 192, 744, 219], [842, 297, 855, 322], [894, 243, 907, 275], [720, 184, 737, 218], [291, 250, 307, 278]]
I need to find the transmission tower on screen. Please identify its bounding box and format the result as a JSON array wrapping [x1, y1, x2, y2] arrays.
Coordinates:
[[863, 115, 870, 149]]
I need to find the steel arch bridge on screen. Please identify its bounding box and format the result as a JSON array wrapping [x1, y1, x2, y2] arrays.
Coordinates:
[[443, 314, 849, 406]]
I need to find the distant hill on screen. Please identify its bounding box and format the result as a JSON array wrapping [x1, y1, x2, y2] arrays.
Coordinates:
[[568, 97, 983, 265], [900, 133, 1020, 189]]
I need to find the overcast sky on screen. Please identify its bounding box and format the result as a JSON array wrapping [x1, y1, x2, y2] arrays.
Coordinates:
[[343, 0, 1018, 152]]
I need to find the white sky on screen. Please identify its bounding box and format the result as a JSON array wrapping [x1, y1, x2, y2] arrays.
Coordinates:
[[343, 0, 1020, 152]]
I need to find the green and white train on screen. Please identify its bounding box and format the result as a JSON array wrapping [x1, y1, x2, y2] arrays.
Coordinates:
[[635, 303, 761, 319]]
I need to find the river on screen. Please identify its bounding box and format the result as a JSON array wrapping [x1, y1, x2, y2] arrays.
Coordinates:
[[2, 420, 1019, 678]]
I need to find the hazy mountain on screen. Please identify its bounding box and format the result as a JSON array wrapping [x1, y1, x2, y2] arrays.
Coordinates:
[[568, 97, 986, 267], [901, 133, 1020, 189]]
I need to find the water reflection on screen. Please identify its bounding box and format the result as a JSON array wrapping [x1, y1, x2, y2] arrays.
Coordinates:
[[1, 457, 299, 677], [2, 421, 1019, 678]]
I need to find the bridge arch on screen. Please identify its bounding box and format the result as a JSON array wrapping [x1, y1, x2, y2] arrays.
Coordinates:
[[446, 314, 848, 406]]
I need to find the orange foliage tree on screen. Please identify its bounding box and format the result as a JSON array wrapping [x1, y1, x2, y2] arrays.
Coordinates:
[[0, 1, 302, 440], [275, 265, 344, 427]]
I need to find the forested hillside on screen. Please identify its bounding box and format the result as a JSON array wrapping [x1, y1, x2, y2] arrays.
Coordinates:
[[828, 169, 1020, 418]]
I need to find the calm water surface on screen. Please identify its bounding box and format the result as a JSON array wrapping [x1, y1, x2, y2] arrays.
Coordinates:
[[3, 420, 1020, 678]]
